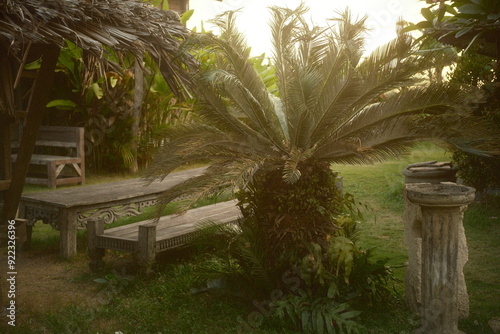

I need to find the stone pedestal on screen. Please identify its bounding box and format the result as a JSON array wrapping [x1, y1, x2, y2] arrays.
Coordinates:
[[402, 161, 469, 318], [406, 183, 475, 334]]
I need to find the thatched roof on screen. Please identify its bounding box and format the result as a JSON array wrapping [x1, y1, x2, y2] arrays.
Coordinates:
[[0, 0, 195, 117]]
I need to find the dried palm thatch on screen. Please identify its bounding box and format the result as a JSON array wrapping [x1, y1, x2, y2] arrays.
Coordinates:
[[0, 0, 196, 117]]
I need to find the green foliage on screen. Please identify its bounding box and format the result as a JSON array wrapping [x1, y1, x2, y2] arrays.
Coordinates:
[[147, 5, 495, 332], [94, 271, 135, 294], [452, 150, 500, 191], [407, 0, 500, 53], [273, 290, 362, 334], [10, 147, 499, 333], [46, 39, 194, 173], [149, 5, 496, 214], [447, 48, 500, 192], [236, 161, 344, 268], [190, 219, 276, 294], [190, 164, 394, 332], [448, 50, 497, 88]]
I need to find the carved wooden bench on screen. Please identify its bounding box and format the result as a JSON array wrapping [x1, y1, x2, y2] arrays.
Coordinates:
[[87, 200, 241, 272], [12, 125, 85, 188], [18, 167, 207, 259]]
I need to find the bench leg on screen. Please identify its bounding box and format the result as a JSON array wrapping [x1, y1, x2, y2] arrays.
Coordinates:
[[88, 219, 105, 271], [59, 209, 77, 260], [24, 224, 33, 249], [14, 219, 28, 252], [136, 224, 156, 275], [18, 203, 32, 250]]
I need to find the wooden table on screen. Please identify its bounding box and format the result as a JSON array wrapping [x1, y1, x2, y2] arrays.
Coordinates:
[[18, 167, 206, 259]]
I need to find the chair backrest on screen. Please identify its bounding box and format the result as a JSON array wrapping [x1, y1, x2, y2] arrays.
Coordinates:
[[11, 125, 85, 157]]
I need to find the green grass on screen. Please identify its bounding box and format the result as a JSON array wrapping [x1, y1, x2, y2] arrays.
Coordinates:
[[7, 143, 499, 333]]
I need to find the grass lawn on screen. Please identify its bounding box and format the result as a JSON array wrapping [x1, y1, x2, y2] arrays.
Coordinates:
[[2, 143, 499, 333]]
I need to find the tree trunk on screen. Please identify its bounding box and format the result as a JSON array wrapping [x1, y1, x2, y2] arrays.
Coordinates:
[[130, 57, 144, 173], [4, 46, 60, 221]]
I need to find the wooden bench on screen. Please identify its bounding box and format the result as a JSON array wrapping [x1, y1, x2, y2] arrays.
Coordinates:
[[18, 167, 207, 259], [87, 200, 241, 272], [12, 125, 85, 188]]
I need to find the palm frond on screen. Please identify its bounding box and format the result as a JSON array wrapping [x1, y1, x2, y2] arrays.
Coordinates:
[[197, 14, 285, 149], [150, 158, 268, 215], [331, 83, 466, 145], [147, 4, 498, 216], [328, 8, 368, 66]]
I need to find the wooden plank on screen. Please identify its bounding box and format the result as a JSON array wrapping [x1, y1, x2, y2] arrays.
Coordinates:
[[4, 46, 60, 220], [36, 126, 82, 142], [72, 163, 82, 176], [55, 164, 65, 178], [31, 140, 78, 147], [12, 141, 78, 148], [155, 204, 239, 238], [20, 166, 207, 208], [12, 154, 82, 164], [105, 200, 240, 241], [23, 176, 83, 188], [104, 200, 237, 237], [102, 218, 156, 238]]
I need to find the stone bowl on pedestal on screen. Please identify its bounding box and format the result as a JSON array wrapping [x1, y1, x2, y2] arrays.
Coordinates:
[[402, 161, 458, 184]]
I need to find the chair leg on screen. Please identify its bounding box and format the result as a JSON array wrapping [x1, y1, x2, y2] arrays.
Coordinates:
[[47, 161, 57, 188]]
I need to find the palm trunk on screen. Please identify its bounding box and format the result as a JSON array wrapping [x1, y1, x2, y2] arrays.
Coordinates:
[[238, 162, 343, 265]]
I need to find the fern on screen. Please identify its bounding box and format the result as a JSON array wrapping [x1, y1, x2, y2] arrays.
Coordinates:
[[272, 289, 363, 334]]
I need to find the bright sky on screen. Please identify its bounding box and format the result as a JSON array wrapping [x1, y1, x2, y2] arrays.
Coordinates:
[[187, 0, 427, 57]]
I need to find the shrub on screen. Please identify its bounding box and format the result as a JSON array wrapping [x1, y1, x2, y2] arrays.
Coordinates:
[[190, 163, 394, 333]]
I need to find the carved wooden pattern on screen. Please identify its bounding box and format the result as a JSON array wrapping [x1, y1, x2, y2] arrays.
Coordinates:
[[76, 199, 160, 229], [96, 236, 137, 252], [24, 206, 60, 229]]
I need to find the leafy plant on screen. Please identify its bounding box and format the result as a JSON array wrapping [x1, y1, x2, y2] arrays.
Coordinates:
[[94, 271, 135, 296], [407, 0, 500, 54], [149, 4, 495, 212], [148, 4, 496, 331], [272, 289, 362, 334], [446, 47, 500, 193]]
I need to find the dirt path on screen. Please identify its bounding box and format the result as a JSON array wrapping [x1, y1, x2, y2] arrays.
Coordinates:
[[0, 249, 99, 326]]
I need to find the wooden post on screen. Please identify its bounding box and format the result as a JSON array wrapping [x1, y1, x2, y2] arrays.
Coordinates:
[[4, 46, 60, 220], [87, 219, 105, 271], [0, 120, 12, 225], [59, 208, 77, 260], [76, 127, 85, 185], [137, 224, 156, 274]]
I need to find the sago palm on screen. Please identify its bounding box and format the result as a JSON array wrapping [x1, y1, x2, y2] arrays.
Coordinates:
[[148, 7, 497, 328], [149, 5, 493, 212]]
